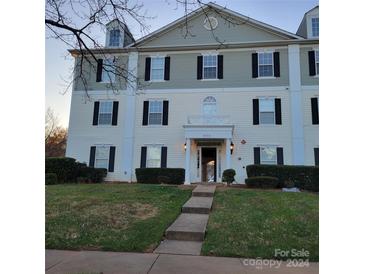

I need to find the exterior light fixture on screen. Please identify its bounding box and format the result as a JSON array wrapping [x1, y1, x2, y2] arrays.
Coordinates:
[[184, 143, 187, 151], [230, 142, 234, 154]]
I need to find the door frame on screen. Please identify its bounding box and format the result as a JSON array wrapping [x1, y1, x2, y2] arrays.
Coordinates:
[[199, 146, 218, 183]]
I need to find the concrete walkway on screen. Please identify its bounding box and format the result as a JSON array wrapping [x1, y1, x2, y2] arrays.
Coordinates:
[[46, 249, 319, 274], [154, 185, 216, 255]]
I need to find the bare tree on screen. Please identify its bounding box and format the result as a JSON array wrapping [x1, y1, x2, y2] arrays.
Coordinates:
[[45, 108, 68, 157], [46, 0, 245, 96]]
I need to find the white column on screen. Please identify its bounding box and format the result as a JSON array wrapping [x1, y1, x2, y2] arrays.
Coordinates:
[[225, 138, 231, 169], [288, 44, 305, 165], [184, 138, 191, 185], [121, 51, 138, 182]]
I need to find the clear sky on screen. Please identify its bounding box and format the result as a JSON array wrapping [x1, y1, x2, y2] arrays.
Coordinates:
[[45, 0, 318, 127]]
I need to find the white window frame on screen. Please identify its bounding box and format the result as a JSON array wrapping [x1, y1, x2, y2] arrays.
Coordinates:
[[109, 29, 121, 47], [146, 145, 162, 168], [311, 17, 319, 37], [98, 101, 113, 125], [202, 55, 218, 80], [150, 57, 165, 81], [202, 96, 217, 116], [260, 146, 277, 165], [315, 50, 319, 76], [101, 58, 116, 83], [148, 100, 163, 125], [259, 98, 275, 125], [95, 145, 110, 169], [258, 52, 274, 78]]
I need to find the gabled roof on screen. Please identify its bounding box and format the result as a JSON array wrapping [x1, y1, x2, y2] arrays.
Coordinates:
[[296, 5, 319, 37], [130, 2, 303, 47]]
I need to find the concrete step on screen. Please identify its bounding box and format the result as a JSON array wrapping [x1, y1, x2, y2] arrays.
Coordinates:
[[154, 240, 202, 255], [192, 185, 216, 197], [182, 197, 213, 214], [165, 213, 209, 241]]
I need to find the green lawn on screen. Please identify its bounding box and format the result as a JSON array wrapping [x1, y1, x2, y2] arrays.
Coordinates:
[[201, 188, 319, 261], [46, 184, 191, 252]]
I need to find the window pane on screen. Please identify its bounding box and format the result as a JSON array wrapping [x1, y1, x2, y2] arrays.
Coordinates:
[[99, 113, 112, 125], [109, 29, 120, 46], [261, 146, 277, 164], [259, 65, 273, 77], [100, 101, 113, 113], [102, 59, 116, 82], [203, 55, 217, 66], [99, 102, 113, 125], [204, 67, 217, 79], [312, 18, 319, 36], [258, 53, 273, 65], [149, 101, 162, 113], [147, 146, 161, 168], [95, 159, 108, 169], [151, 57, 164, 69], [149, 113, 162, 125], [259, 99, 274, 111], [260, 112, 275, 124], [151, 68, 164, 80]]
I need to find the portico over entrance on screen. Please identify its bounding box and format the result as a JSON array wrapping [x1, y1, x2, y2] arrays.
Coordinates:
[[183, 115, 234, 184]]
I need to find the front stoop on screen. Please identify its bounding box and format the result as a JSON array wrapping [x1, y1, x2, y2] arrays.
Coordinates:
[[192, 185, 216, 197], [154, 185, 216, 256], [182, 197, 213, 214]]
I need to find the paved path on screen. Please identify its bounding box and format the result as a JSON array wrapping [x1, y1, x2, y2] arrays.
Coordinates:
[[46, 249, 319, 274], [154, 185, 216, 255]]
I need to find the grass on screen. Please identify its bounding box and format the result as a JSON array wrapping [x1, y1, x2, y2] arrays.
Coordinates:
[[201, 188, 319, 261], [46, 184, 191, 252]]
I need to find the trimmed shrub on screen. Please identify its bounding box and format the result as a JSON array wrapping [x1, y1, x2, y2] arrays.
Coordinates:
[[246, 165, 319, 192], [222, 169, 236, 184], [245, 176, 279, 188], [45, 157, 107, 184], [45, 173, 58, 185], [45, 157, 78, 182], [135, 168, 185, 185]]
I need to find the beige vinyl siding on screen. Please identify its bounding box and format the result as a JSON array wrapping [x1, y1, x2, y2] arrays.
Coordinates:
[[74, 55, 129, 91], [138, 49, 289, 90], [300, 47, 319, 86], [141, 12, 290, 48], [132, 89, 292, 183]]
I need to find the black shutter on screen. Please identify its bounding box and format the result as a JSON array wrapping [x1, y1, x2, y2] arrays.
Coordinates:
[[112, 101, 119, 126], [108, 146, 116, 172], [162, 101, 169, 126], [218, 55, 223, 79], [277, 147, 284, 165], [275, 98, 282, 125], [274, 52, 280, 77], [89, 146, 96, 167], [308, 51, 316, 76], [311, 97, 319, 125], [253, 99, 259, 125], [164, 56, 170, 81], [145, 57, 151, 81], [254, 147, 260, 164], [142, 101, 149, 126], [252, 53, 258, 78], [140, 146, 147, 168], [96, 59, 103, 82], [197, 56, 203, 80], [92, 101, 100, 125], [161, 147, 167, 168], [314, 148, 319, 166]]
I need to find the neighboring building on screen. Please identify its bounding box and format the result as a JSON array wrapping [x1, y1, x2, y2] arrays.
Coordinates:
[[66, 3, 319, 184]]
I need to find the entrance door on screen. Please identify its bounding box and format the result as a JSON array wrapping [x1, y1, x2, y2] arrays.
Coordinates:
[[201, 147, 217, 182]]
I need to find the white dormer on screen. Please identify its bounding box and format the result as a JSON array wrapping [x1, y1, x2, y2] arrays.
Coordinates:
[[296, 6, 319, 39], [105, 19, 135, 48]]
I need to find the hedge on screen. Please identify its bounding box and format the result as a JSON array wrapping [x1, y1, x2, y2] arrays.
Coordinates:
[[135, 168, 185, 185], [45, 173, 58, 185], [45, 157, 107, 184], [246, 164, 319, 192], [222, 169, 236, 184], [245, 176, 279, 188]]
